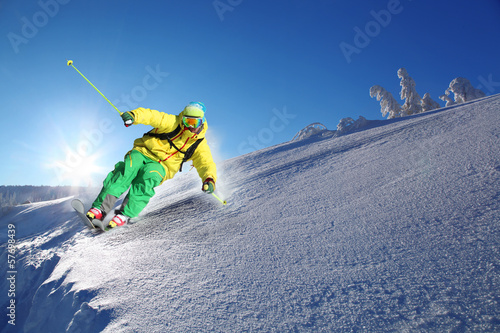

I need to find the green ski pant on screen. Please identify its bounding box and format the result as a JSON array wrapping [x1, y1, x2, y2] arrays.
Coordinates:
[[92, 150, 165, 218]]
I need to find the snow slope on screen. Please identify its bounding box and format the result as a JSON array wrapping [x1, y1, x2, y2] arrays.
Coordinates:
[[1, 94, 500, 332]]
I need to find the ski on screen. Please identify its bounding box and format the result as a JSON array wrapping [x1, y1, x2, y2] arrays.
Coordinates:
[[91, 218, 107, 232], [71, 199, 107, 232]]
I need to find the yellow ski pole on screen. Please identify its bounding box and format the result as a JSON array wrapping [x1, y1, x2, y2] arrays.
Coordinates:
[[203, 183, 227, 205], [212, 192, 227, 205], [66, 60, 123, 116]]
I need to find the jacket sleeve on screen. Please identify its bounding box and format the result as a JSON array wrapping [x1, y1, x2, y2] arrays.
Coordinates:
[[130, 107, 177, 130], [191, 140, 217, 183]]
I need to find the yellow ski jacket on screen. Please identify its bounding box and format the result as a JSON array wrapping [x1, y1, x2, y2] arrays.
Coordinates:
[[129, 107, 217, 184]]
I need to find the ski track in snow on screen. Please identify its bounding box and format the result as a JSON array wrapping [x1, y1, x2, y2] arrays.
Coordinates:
[[1, 95, 500, 332]]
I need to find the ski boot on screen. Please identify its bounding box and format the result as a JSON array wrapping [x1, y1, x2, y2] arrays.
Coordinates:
[[107, 214, 128, 230], [86, 207, 104, 221]]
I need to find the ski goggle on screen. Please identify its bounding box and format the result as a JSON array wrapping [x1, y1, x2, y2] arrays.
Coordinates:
[[182, 116, 204, 129]]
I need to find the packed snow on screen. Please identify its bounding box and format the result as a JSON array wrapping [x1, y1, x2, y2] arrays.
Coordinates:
[[1, 94, 500, 332]]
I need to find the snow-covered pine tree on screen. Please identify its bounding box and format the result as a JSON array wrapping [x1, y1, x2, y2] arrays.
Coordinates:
[[439, 94, 456, 107], [337, 117, 355, 132], [291, 123, 328, 141], [421, 93, 441, 112], [398, 68, 423, 116], [337, 116, 369, 134], [445, 77, 486, 104], [370, 85, 402, 119]]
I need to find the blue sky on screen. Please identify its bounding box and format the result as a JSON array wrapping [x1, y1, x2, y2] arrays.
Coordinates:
[[1, 0, 499, 186]]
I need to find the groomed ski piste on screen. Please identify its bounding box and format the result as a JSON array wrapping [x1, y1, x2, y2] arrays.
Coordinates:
[[1, 94, 499, 332]]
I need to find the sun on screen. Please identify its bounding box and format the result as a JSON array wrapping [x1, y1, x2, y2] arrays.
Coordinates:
[[48, 148, 107, 186], [41, 107, 117, 187], [46, 131, 109, 187]]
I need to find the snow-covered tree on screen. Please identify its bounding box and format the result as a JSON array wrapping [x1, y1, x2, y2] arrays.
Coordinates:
[[398, 68, 422, 116], [445, 77, 486, 104], [292, 123, 327, 141], [421, 93, 441, 112], [337, 116, 369, 134], [337, 117, 355, 132], [439, 94, 456, 107], [370, 85, 402, 119]]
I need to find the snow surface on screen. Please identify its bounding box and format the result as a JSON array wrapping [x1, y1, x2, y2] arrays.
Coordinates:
[[2, 95, 500, 332]]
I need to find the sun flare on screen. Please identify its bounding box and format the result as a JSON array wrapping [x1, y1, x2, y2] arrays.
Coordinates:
[[49, 151, 107, 187], [46, 133, 108, 187]]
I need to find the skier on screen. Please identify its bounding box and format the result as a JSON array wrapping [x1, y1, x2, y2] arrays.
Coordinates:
[[86, 101, 217, 229]]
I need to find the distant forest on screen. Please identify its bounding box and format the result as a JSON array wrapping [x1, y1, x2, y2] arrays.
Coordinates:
[[0, 186, 98, 210]]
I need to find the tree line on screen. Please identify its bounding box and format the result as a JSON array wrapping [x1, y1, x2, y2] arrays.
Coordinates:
[[0, 186, 97, 208]]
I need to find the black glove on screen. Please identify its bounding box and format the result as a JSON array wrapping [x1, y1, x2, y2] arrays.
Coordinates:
[[202, 178, 215, 194], [121, 112, 135, 127]]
